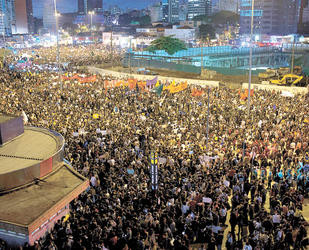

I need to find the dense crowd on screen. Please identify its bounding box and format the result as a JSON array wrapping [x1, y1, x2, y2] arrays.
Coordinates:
[[6, 44, 125, 71], [0, 46, 309, 250]]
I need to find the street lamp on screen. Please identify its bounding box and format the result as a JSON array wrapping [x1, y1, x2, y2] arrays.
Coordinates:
[[247, 0, 255, 117], [0, 13, 4, 43], [0, 13, 5, 66], [53, 0, 62, 89], [88, 11, 95, 42], [206, 87, 210, 153]]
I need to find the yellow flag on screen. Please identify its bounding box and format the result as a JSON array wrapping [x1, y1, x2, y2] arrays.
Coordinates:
[[63, 213, 70, 223]]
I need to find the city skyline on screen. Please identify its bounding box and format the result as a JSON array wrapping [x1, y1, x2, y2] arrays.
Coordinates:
[[32, 0, 160, 18]]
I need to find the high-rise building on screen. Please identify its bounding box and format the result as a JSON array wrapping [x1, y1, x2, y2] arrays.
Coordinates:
[[211, 0, 220, 13], [43, 0, 56, 33], [304, 5, 309, 23], [162, 0, 169, 22], [218, 0, 239, 13], [87, 0, 103, 13], [78, 0, 103, 14], [239, 0, 299, 36], [187, 0, 211, 20], [149, 3, 162, 22], [13, 0, 33, 34], [212, 0, 239, 14], [300, 0, 309, 24], [26, 0, 33, 33], [178, 3, 187, 21], [78, 0, 86, 14], [0, 0, 16, 37], [110, 5, 121, 15], [168, 0, 179, 23]]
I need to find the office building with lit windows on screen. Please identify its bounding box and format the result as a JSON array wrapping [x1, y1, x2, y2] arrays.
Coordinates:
[[187, 0, 211, 20], [239, 0, 299, 35], [0, 0, 16, 37], [168, 0, 179, 23]]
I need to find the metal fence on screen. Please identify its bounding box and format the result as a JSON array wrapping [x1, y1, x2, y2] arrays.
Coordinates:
[[123, 56, 201, 74], [123, 44, 309, 76], [123, 56, 266, 76], [131, 44, 309, 59]]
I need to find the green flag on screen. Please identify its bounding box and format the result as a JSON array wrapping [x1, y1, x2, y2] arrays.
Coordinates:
[[155, 84, 163, 97]]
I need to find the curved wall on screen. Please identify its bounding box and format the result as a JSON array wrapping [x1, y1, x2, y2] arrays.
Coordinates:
[[0, 127, 64, 193]]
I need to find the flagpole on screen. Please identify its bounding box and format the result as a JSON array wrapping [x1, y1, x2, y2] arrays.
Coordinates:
[[247, 0, 254, 117]]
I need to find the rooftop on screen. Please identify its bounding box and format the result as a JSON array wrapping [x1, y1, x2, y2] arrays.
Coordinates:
[[0, 165, 88, 226], [0, 127, 61, 175], [0, 114, 14, 123]]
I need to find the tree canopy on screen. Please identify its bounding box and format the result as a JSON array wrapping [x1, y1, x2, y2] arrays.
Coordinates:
[[138, 15, 151, 26], [199, 24, 216, 40], [145, 36, 187, 55], [192, 15, 211, 23], [211, 11, 240, 25], [192, 11, 239, 26]]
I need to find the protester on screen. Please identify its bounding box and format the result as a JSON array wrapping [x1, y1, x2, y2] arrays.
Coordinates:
[[0, 45, 308, 249]]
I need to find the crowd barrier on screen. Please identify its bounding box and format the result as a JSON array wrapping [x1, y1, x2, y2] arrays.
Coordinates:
[[87, 66, 220, 88], [87, 66, 309, 95], [242, 83, 308, 95]]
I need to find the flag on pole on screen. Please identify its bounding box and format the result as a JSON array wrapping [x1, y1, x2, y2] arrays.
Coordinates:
[[146, 76, 158, 88], [154, 84, 164, 97]]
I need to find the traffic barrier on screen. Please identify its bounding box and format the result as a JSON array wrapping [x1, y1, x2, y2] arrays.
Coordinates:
[[87, 66, 220, 88], [242, 83, 308, 94]]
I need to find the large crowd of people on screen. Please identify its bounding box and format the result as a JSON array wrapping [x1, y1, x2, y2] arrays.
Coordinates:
[[0, 45, 309, 250], [6, 44, 124, 71]]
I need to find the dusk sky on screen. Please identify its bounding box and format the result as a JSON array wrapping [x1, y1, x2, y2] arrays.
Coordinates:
[[33, 0, 160, 18]]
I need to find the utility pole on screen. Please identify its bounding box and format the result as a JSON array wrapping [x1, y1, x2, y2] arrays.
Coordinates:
[[129, 37, 132, 74], [201, 46, 203, 76], [206, 87, 210, 153], [291, 37, 295, 74], [110, 25, 113, 68], [89, 11, 94, 43], [53, 0, 62, 90], [1, 13, 5, 66], [247, 0, 255, 117]]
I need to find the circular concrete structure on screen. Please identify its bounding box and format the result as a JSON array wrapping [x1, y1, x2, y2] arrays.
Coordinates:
[[0, 126, 64, 192]]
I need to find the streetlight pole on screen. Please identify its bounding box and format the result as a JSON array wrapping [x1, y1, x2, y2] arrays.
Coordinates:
[[129, 37, 132, 75], [110, 25, 113, 68], [1, 13, 6, 66], [89, 11, 94, 43], [247, 0, 255, 117], [201, 46, 204, 76], [206, 87, 210, 153], [53, 0, 62, 90], [291, 36, 295, 74]]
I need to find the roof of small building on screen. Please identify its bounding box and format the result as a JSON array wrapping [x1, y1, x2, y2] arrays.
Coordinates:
[[0, 165, 88, 227]]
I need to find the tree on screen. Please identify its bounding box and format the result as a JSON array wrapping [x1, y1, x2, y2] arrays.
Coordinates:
[[211, 11, 240, 26], [199, 24, 215, 39], [118, 13, 132, 26], [62, 23, 78, 36], [193, 15, 211, 23], [138, 15, 151, 26], [145, 36, 187, 55]]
